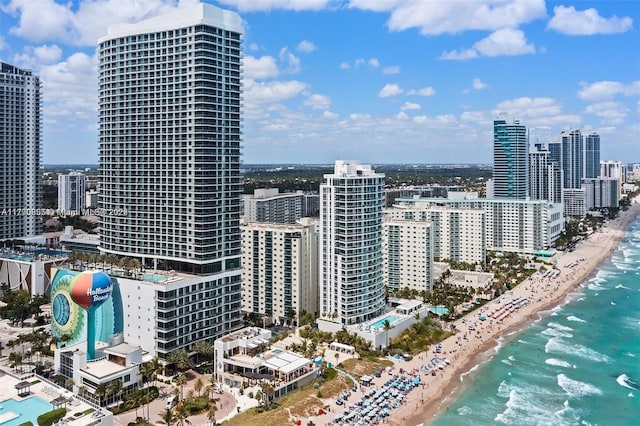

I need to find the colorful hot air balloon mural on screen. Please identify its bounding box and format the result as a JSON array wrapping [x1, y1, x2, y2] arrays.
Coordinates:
[[69, 270, 113, 359]]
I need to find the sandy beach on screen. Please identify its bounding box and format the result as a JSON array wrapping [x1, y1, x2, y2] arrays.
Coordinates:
[[313, 197, 640, 426]]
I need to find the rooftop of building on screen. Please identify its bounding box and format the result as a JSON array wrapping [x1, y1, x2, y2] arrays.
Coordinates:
[[219, 327, 270, 343]]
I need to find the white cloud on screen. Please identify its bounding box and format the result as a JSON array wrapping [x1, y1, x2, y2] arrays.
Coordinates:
[[244, 55, 280, 79], [368, 58, 380, 68], [407, 86, 435, 96], [577, 80, 640, 101], [493, 97, 582, 126], [548, 6, 633, 35], [279, 47, 301, 74], [4, 0, 205, 46], [400, 102, 421, 111], [382, 66, 400, 75], [473, 78, 488, 90], [322, 110, 338, 119], [339, 62, 350, 70], [304, 94, 331, 110], [297, 40, 316, 53], [348, 0, 546, 35], [217, 0, 331, 12], [584, 101, 629, 125], [441, 28, 535, 60], [379, 83, 403, 98], [244, 80, 308, 104], [248, 43, 260, 51]]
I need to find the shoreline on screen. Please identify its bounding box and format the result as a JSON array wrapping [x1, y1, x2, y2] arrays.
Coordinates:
[[398, 200, 640, 426]]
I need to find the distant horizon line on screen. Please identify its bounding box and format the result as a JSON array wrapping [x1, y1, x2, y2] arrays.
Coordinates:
[[43, 162, 496, 167]]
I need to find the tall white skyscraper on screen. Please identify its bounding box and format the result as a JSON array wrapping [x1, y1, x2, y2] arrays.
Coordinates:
[[58, 172, 86, 213], [493, 118, 529, 199], [529, 144, 563, 204], [320, 161, 385, 325], [97, 3, 244, 356], [0, 62, 42, 239]]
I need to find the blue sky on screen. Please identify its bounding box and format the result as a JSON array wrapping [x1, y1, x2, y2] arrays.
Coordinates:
[[1, 0, 638, 164]]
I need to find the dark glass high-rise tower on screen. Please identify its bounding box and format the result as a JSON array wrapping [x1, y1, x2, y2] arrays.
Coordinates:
[[584, 132, 600, 179], [493, 118, 529, 199]]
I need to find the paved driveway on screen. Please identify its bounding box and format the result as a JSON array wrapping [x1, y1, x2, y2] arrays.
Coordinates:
[[114, 373, 237, 426]]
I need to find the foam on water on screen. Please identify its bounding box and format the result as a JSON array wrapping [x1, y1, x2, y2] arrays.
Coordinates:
[[567, 315, 586, 323], [544, 337, 612, 363], [615, 284, 631, 290], [557, 374, 603, 397], [545, 358, 574, 368], [495, 382, 576, 426], [456, 406, 473, 416], [616, 374, 639, 390], [548, 322, 574, 332], [542, 327, 573, 339]]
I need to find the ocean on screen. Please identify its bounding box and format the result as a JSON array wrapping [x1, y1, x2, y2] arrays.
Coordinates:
[[430, 216, 640, 426]]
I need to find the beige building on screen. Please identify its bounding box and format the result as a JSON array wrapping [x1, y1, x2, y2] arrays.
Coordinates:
[[382, 218, 433, 292], [241, 218, 318, 325], [385, 204, 486, 264]]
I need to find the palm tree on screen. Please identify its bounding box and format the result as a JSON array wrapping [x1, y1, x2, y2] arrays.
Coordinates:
[[259, 381, 275, 408], [207, 403, 218, 426], [194, 378, 204, 397], [167, 349, 194, 372], [125, 392, 145, 419], [207, 374, 218, 398], [382, 319, 393, 349], [193, 340, 214, 366], [174, 374, 187, 401], [107, 378, 124, 407], [158, 408, 177, 426], [8, 352, 23, 372], [174, 404, 192, 426], [334, 352, 339, 367], [95, 383, 109, 406]]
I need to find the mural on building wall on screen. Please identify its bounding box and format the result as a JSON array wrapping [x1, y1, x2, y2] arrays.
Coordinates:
[[50, 268, 123, 347]]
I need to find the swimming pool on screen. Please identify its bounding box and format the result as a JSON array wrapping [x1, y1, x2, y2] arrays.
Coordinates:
[[142, 273, 168, 283], [0, 395, 53, 426], [370, 315, 398, 329], [429, 306, 449, 315]]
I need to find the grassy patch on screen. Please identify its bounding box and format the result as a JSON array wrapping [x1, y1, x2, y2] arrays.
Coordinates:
[[221, 374, 351, 426], [339, 358, 393, 380]]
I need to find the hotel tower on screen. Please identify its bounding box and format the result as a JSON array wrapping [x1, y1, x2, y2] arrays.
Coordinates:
[[97, 3, 244, 356]]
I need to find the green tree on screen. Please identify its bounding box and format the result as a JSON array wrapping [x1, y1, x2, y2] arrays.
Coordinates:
[[174, 374, 187, 401], [158, 408, 177, 426], [382, 319, 394, 349], [174, 404, 192, 426], [192, 340, 214, 366], [207, 403, 218, 426], [167, 349, 194, 372]]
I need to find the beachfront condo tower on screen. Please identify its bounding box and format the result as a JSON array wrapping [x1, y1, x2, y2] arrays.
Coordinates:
[[583, 132, 600, 179], [320, 161, 386, 325], [0, 62, 42, 240], [561, 129, 584, 189], [493, 118, 529, 199], [97, 3, 244, 358]]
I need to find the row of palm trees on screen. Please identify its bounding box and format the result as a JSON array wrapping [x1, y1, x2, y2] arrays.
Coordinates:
[[65, 252, 142, 275], [6, 329, 56, 372], [158, 372, 220, 425]]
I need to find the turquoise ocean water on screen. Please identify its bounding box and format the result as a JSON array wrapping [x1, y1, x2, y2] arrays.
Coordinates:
[[430, 216, 640, 426]]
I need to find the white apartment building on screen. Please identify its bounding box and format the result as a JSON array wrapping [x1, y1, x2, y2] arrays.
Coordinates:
[[241, 218, 319, 325], [385, 205, 486, 264], [396, 197, 563, 254], [319, 161, 385, 326], [582, 177, 619, 210], [58, 172, 86, 213], [242, 188, 306, 224], [562, 188, 587, 217], [96, 3, 244, 358], [0, 62, 42, 240], [115, 271, 241, 363], [382, 218, 433, 293]]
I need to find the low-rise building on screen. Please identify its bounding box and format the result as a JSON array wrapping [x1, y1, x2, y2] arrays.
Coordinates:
[[214, 327, 318, 400]]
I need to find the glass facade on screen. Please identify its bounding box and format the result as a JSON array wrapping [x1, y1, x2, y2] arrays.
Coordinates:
[[493, 119, 529, 199]]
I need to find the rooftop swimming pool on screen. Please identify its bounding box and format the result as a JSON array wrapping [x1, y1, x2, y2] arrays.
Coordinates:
[[370, 315, 398, 329], [0, 396, 52, 426], [142, 273, 168, 283]]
